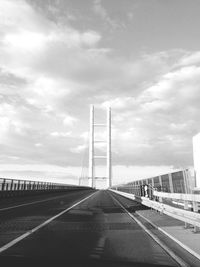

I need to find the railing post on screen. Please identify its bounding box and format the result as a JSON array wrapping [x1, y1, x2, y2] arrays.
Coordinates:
[[2, 179, 6, 191], [159, 193, 163, 203], [24, 181, 26, 190], [10, 179, 14, 191], [158, 175, 164, 204], [168, 173, 174, 193], [192, 198, 199, 232], [17, 180, 20, 190], [184, 200, 190, 229]]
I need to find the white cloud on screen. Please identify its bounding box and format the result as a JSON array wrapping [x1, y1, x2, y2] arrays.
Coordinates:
[[51, 131, 72, 137], [178, 51, 200, 67], [0, 0, 199, 184], [0, 0, 49, 31], [3, 31, 48, 52], [0, 117, 10, 139], [80, 131, 89, 140], [80, 31, 101, 46], [0, 0, 102, 80], [70, 144, 87, 154], [0, 163, 81, 184], [93, 0, 119, 29], [35, 143, 43, 147], [141, 100, 170, 112], [63, 115, 78, 126], [103, 54, 200, 168], [102, 97, 133, 109]]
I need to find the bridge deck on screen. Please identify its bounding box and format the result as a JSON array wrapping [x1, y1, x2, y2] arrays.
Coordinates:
[[0, 190, 199, 267]]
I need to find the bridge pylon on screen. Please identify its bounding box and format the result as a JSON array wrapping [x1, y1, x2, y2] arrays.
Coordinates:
[[88, 105, 112, 189]]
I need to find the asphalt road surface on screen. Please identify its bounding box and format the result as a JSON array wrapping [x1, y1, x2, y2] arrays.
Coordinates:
[[0, 189, 199, 267]]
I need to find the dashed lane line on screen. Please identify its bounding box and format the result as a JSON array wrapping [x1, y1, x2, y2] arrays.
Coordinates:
[[0, 191, 97, 254], [109, 192, 189, 267]]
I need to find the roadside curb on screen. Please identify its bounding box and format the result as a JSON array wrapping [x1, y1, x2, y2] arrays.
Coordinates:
[[110, 192, 189, 267], [135, 211, 200, 261], [109, 189, 200, 262]]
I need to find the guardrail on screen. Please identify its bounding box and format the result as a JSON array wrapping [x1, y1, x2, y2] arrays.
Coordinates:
[[153, 191, 200, 202], [109, 189, 200, 232], [0, 177, 91, 198]]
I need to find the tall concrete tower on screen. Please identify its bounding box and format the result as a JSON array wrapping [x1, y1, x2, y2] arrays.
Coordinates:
[[88, 105, 94, 188], [193, 132, 200, 188], [106, 107, 112, 188], [88, 105, 112, 188]]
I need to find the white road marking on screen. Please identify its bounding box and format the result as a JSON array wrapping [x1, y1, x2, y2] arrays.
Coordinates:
[[0, 191, 92, 212], [109, 192, 190, 267], [136, 211, 200, 262], [0, 194, 77, 212], [0, 191, 97, 254]]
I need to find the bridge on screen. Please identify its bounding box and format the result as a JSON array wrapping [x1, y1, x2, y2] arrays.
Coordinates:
[[0, 106, 200, 267]]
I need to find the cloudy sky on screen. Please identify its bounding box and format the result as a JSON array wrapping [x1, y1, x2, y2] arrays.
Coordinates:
[[0, 0, 200, 185]]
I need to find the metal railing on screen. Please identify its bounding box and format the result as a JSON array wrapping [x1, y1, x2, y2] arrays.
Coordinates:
[[0, 178, 82, 191], [0, 177, 91, 198], [110, 187, 200, 232]]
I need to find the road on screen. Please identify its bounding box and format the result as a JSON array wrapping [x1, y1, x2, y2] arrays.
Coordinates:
[[0, 189, 199, 267]]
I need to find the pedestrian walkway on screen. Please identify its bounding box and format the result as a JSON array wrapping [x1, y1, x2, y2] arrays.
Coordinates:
[[136, 209, 200, 261]]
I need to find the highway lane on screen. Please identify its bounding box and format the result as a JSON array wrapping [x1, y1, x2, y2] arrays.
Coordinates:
[[0, 189, 95, 248], [0, 189, 92, 210], [109, 191, 200, 267], [0, 190, 192, 267]]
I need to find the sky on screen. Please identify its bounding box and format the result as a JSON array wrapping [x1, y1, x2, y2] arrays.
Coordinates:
[[0, 0, 200, 186]]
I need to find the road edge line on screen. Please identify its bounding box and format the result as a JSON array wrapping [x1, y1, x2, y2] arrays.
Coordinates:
[[0, 191, 97, 254], [109, 192, 189, 267], [109, 189, 200, 262], [135, 211, 200, 262]]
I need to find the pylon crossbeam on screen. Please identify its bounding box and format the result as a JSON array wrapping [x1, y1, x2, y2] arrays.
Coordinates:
[[94, 156, 107, 159], [94, 124, 107, 127]]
